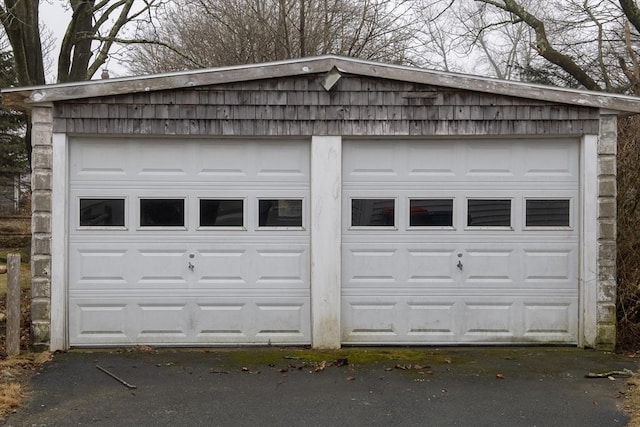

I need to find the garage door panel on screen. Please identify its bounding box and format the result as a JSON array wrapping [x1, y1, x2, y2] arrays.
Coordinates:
[[254, 248, 308, 285], [255, 142, 309, 178], [69, 138, 311, 346], [196, 249, 248, 285], [524, 302, 575, 336], [196, 143, 250, 178], [342, 300, 398, 337], [343, 140, 578, 184], [255, 302, 309, 338], [74, 249, 129, 287], [342, 138, 579, 344], [406, 303, 456, 336], [138, 304, 189, 337], [70, 303, 129, 339], [523, 249, 575, 282], [343, 144, 399, 178], [407, 144, 456, 177], [523, 143, 577, 178], [463, 249, 515, 284], [465, 144, 514, 177], [136, 143, 189, 177], [137, 249, 189, 285], [69, 297, 310, 345], [70, 141, 130, 178], [194, 303, 246, 337], [344, 247, 400, 284], [463, 303, 515, 336], [343, 297, 460, 343], [407, 249, 457, 283]]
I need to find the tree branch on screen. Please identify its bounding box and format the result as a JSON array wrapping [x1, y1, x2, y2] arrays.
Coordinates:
[[94, 36, 208, 68], [475, 0, 602, 90], [620, 0, 640, 34], [619, 21, 640, 94], [583, 0, 612, 90]]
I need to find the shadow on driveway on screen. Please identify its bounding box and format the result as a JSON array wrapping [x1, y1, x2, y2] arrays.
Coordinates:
[[3, 347, 637, 427]]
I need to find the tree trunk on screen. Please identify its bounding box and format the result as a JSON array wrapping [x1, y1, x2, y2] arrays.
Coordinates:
[[0, 0, 45, 86]]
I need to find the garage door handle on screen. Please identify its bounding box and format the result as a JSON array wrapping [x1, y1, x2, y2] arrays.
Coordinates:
[[457, 260, 463, 271], [188, 262, 195, 271]]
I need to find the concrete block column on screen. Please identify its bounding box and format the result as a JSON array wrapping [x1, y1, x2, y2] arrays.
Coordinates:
[[596, 114, 617, 349], [30, 104, 54, 350]]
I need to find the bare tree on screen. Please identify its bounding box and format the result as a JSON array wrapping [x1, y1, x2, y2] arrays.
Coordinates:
[[468, 0, 640, 93], [409, 0, 464, 71], [410, 0, 539, 79], [0, 0, 164, 85], [124, 0, 419, 74], [0, 0, 167, 159]]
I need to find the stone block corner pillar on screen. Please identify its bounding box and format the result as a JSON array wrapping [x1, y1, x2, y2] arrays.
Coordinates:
[[30, 104, 54, 351], [595, 114, 617, 351]]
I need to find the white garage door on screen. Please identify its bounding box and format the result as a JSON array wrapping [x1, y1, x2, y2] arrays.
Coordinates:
[[342, 139, 579, 344], [68, 138, 310, 346]]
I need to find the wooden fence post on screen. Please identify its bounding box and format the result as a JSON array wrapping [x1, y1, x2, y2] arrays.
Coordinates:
[[6, 253, 20, 356]]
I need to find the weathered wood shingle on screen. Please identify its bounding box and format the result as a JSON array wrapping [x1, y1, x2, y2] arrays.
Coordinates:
[[52, 74, 600, 136]]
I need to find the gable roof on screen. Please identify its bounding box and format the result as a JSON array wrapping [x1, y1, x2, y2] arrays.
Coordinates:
[[3, 55, 640, 114]]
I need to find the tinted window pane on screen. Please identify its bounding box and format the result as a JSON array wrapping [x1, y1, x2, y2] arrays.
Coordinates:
[[259, 199, 302, 227], [526, 199, 570, 227], [200, 199, 243, 227], [410, 199, 453, 226], [140, 199, 184, 226], [467, 199, 511, 227], [351, 199, 395, 226], [80, 199, 125, 226]]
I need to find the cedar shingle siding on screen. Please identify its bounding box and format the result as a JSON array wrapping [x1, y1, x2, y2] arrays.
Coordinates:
[[53, 75, 599, 137]]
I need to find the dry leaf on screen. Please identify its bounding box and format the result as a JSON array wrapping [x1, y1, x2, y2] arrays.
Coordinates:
[[334, 358, 349, 367]]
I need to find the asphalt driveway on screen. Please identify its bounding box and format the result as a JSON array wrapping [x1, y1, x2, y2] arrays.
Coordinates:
[[2, 347, 637, 427]]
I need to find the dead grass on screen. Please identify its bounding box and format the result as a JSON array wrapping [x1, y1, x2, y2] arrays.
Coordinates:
[[0, 352, 51, 420], [0, 383, 23, 415], [624, 375, 640, 426]]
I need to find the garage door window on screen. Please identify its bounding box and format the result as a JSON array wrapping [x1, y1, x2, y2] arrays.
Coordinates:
[[467, 199, 511, 227], [525, 199, 571, 227], [79, 198, 125, 227], [409, 199, 453, 227], [200, 199, 244, 228], [351, 199, 395, 227], [140, 198, 185, 227], [258, 199, 303, 227]]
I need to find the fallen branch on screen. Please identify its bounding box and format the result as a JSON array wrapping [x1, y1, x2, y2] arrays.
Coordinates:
[[96, 365, 137, 389], [585, 369, 634, 378]]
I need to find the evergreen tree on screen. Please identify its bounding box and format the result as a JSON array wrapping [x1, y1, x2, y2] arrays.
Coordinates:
[[0, 49, 27, 208]]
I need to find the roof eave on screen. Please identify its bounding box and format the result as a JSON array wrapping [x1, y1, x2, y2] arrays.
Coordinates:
[[3, 55, 640, 114], [333, 60, 640, 114], [1, 56, 339, 110]]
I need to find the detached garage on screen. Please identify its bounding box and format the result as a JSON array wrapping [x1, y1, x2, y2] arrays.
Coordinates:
[[3, 55, 640, 350]]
